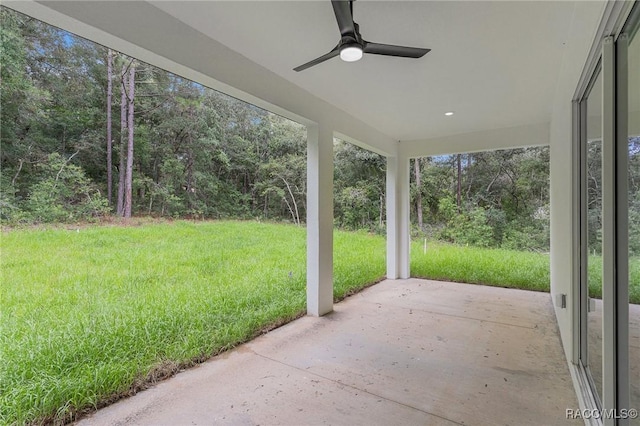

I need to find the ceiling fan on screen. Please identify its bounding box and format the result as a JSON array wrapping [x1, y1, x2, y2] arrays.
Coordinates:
[[293, 0, 430, 72]]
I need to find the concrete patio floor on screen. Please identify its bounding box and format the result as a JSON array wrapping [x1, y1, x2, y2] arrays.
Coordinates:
[[76, 279, 579, 426]]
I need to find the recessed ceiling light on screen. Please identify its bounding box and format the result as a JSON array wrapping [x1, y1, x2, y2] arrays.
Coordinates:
[[445, 111, 454, 116]]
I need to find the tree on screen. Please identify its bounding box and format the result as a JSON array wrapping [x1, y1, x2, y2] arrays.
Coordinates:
[[106, 49, 113, 204], [25, 152, 108, 222], [257, 154, 306, 224], [123, 62, 135, 218], [1, 8, 109, 221], [333, 140, 385, 231], [116, 60, 127, 215], [0, 8, 38, 218]]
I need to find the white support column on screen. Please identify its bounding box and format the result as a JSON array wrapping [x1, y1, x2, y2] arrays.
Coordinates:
[[398, 153, 410, 279], [386, 156, 400, 279], [386, 152, 411, 279], [306, 124, 334, 316]]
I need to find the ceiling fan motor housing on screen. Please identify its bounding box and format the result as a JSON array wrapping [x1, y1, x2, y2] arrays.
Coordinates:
[[293, 0, 430, 72]]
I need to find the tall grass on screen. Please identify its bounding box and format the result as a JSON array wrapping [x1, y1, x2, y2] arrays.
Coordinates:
[[1, 221, 384, 425], [585, 254, 640, 302], [411, 240, 550, 292], [410, 240, 640, 302], [334, 230, 386, 299], [4, 222, 636, 425]]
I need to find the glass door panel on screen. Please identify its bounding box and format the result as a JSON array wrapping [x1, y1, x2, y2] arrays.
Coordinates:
[[627, 16, 640, 418], [586, 70, 603, 403]]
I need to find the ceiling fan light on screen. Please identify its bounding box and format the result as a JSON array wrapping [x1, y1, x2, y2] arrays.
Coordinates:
[[340, 45, 363, 62]]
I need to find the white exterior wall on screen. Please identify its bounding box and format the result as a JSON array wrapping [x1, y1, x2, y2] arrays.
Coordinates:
[[549, 101, 577, 359]]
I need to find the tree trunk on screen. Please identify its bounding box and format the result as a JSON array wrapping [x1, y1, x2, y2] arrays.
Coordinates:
[[106, 49, 113, 205], [186, 146, 194, 210], [186, 107, 194, 211], [465, 154, 474, 202], [280, 175, 300, 225], [116, 61, 127, 216], [456, 153, 462, 214], [11, 159, 24, 187], [124, 63, 135, 218], [414, 158, 423, 230]]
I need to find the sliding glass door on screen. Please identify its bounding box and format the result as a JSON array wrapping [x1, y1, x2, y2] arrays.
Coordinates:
[[583, 69, 604, 405], [576, 5, 639, 422], [626, 12, 640, 421]]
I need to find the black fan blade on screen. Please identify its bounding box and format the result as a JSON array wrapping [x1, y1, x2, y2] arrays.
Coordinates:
[[294, 47, 340, 72], [331, 0, 355, 36], [363, 42, 430, 58]]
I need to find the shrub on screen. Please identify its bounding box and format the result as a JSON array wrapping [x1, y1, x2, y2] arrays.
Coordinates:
[[502, 225, 548, 252], [0, 175, 29, 224], [438, 197, 494, 247], [25, 153, 109, 223]]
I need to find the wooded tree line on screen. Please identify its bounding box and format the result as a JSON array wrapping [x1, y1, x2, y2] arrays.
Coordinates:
[[8, 8, 640, 254], [332, 144, 553, 251], [1, 8, 308, 223]]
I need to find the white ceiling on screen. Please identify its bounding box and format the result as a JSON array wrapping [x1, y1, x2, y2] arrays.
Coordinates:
[[151, 1, 584, 141]]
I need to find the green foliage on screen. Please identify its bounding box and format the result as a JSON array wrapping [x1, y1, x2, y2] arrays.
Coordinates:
[[437, 198, 494, 247], [1, 8, 313, 224], [24, 153, 109, 222], [0, 174, 21, 222], [407, 148, 552, 251], [502, 222, 549, 252], [256, 152, 306, 224], [333, 140, 385, 232], [437, 196, 456, 222], [336, 183, 378, 230], [0, 8, 29, 143]]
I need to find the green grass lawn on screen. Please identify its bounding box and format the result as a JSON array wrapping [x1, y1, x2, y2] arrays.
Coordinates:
[[585, 254, 640, 303], [410, 240, 640, 302], [1, 220, 385, 425], [411, 240, 551, 291], [3, 222, 637, 425]]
